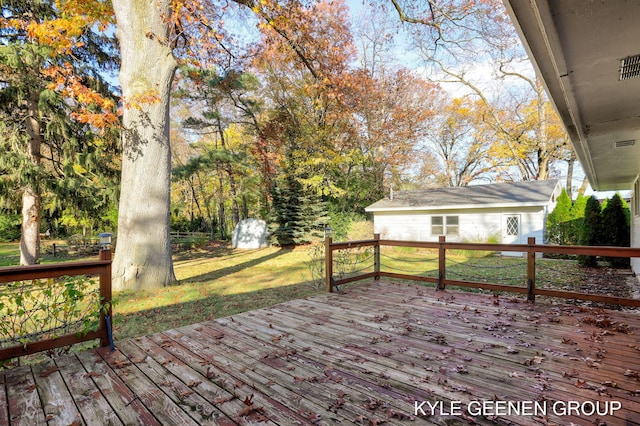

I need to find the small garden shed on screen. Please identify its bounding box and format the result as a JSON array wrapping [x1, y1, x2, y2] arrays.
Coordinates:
[[365, 180, 562, 251]]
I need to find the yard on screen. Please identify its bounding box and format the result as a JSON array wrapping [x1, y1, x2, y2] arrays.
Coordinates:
[[2, 241, 640, 424], [114, 243, 639, 340], [1, 241, 637, 355]]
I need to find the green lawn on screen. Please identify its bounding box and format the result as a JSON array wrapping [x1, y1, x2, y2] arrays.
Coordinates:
[[0, 241, 97, 267], [112, 245, 323, 339], [0, 243, 21, 266]]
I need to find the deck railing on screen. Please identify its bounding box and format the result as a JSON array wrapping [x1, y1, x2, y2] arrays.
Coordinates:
[[0, 250, 113, 362], [325, 235, 640, 307]]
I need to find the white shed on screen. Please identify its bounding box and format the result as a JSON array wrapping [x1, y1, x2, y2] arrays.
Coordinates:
[[365, 180, 563, 254]]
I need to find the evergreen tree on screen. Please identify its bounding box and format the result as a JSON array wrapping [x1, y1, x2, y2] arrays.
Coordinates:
[[578, 196, 602, 267], [546, 188, 573, 245], [0, 1, 119, 264], [270, 147, 327, 246], [601, 193, 630, 268], [568, 193, 588, 244]]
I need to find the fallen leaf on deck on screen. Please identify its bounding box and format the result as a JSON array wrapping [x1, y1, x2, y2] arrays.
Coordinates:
[[39, 365, 59, 378]]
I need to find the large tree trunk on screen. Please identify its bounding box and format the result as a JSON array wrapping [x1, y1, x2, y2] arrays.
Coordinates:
[[20, 185, 40, 265], [112, 0, 177, 291], [20, 94, 41, 265]]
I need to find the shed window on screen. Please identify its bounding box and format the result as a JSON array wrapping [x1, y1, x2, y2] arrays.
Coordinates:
[[431, 216, 444, 235], [446, 216, 459, 236], [432, 216, 459, 236], [506, 216, 519, 236]]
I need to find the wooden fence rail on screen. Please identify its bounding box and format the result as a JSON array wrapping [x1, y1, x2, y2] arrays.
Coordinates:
[[325, 235, 640, 307], [0, 250, 113, 362]]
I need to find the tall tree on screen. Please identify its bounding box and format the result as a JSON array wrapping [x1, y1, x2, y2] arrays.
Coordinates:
[[110, 0, 179, 291], [601, 193, 630, 268], [385, 0, 574, 182], [343, 68, 437, 197], [249, 0, 358, 230], [578, 196, 602, 267], [424, 96, 496, 187], [0, 0, 119, 264]]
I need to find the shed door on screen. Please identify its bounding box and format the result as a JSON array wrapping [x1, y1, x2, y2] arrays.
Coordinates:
[[502, 214, 521, 244]]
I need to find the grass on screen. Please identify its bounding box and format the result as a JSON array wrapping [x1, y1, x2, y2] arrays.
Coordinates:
[[0, 243, 21, 266], [112, 245, 323, 340], [0, 240, 98, 267], [340, 245, 587, 292]]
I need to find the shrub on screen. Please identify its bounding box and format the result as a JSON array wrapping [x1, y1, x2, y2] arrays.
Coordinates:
[[0, 213, 20, 242], [601, 193, 630, 268], [578, 196, 602, 267], [546, 188, 573, 245]]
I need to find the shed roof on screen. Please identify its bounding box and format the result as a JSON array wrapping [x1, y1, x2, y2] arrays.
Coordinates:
[[365, 180, 561, 212]]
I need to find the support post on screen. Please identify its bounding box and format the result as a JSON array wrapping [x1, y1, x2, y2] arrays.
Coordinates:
[[527, 237, 536, 302], [374, 233, 380, 280], [99, 249, 113, 347], [325, 236, 333, 293], [438, 236, 446, 290]]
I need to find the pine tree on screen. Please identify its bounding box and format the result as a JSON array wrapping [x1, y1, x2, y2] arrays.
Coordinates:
[[578, 196, 602, 267], [601, 193, 630, 268], [0, 1, 119, 264], [270, 146, 327, 246]]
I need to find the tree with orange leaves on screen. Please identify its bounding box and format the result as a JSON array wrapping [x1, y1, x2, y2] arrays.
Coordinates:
[[383, 0, 574, 185], [0, 0, 119, 265]]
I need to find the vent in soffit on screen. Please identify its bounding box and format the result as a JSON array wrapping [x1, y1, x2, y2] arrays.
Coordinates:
[[620, 55, 640, 80], [614, 139, 636, 148]]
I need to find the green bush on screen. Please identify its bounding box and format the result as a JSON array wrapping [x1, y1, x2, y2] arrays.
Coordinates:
[[601, 193, 630, 268], [455, 233, 500, 258], [578, 196, 602, 267], [0, 213, 20, 242], [546, 189, 573, 245], [326, 210, 364, 241], [0, 276, 105, 364]]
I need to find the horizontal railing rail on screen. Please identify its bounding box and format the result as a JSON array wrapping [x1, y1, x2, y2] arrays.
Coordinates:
[[0, 250, 113, 362], [325, 235, 640, 307], [170, 231, 210, 239]]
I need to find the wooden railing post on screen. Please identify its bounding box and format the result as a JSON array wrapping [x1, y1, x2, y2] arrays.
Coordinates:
[[527, 237, 536, 302], [99, 249, 113, 347], [325, 235, 333, 293], [438, 236, 446, 290], [374, 233, 380, 280]]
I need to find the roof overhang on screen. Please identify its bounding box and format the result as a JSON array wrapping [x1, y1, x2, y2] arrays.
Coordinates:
[[503, 0, 640, 190]]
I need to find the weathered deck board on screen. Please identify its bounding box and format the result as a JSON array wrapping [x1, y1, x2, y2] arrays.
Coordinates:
[[53, 353, 123, 425], [4, 363, 47, 425], [31, 358, 82, 425], [75, 349, 161, 425], [0, 371, 8, 425], [2, 281, 640, 425]]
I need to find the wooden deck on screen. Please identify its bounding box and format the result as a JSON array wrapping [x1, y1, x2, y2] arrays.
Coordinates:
[[2, 281, 640, 425]]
